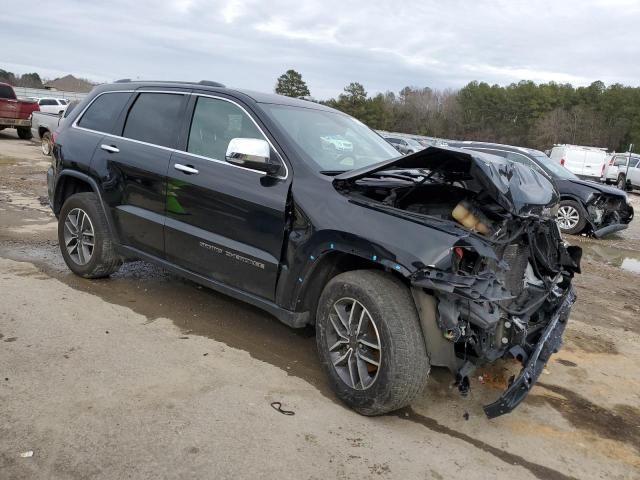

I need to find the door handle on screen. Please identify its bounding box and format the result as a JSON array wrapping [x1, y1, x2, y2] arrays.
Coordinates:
[[174, 163, 199, 175], [100, 144, 120, 153]]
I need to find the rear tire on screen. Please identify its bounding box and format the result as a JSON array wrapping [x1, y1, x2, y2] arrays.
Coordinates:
[[17, 127, 32, 140], [316, 270, 430, 416], [41, 131, 52, 156], [58, 193, 122, 278], [556, 200, 587, 235]]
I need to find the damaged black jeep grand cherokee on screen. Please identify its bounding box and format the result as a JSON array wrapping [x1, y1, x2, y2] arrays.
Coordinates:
[[47, 81, 581, 418]]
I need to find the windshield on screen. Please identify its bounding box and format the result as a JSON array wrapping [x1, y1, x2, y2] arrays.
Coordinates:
[[261, 104, 400, 172], [530, 152, 578, 180]]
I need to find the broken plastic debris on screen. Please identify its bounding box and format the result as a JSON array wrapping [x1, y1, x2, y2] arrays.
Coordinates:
[[20, 451, 33, 458]]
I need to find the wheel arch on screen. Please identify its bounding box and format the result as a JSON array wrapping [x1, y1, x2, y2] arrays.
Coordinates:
[[291, 249, 410, 324], [38, 126, 50, 139], [558, 195, 593, 231], [54, 171, 119, 242]]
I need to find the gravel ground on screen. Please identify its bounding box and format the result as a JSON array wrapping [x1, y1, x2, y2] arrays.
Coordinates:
[[1, 128, 639, 480]]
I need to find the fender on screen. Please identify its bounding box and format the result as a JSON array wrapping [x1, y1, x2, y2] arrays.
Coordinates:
[[54, 170, 120, 244], [276, 231, 415, 314]]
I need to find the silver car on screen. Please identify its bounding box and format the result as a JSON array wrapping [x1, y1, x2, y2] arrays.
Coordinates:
[[602, 153, 640, 191]]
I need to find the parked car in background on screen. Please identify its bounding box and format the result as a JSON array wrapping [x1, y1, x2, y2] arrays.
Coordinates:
[[31, 100, 80, 155], [549, 144, 609, 181], [46, 80, 581, 418], [320, 134, 353, 152], [37, 97, 69, 115], [383, 135, 423, 155], [601, 152, 640, 191], [0, 82, 39, 139], [453, 141, 634, 237]]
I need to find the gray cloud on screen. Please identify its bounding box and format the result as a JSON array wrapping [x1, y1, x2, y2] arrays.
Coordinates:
[[1, 0, 638, 98]]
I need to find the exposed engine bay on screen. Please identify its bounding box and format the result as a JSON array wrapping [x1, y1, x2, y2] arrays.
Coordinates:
[[333, 146, 582, 417]]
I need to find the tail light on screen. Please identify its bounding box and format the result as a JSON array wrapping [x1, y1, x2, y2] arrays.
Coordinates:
[[601, 163, 606, 176], [560, 158, 565, 166]]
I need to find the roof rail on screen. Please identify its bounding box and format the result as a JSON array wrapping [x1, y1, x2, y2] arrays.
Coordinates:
[[199, 80, 225, 88], [114, 78, 131, 83]]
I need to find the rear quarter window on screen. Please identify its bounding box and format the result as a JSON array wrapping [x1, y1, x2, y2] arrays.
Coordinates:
[[77, 92, 131, 133]]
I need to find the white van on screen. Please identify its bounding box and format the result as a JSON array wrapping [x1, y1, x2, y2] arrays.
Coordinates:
[[549, 144, 609, 180]]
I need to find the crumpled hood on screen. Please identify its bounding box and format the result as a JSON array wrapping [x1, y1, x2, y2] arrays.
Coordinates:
[[564, 178, 628, 198], [334, 146, 559, 216]]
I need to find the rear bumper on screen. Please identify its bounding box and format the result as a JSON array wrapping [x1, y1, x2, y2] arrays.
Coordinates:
[[483, 286, 576, 418], [0, 117, 31, 128]]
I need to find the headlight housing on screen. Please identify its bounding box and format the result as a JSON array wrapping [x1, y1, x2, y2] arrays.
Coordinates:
[[541, 203, 559, 220]]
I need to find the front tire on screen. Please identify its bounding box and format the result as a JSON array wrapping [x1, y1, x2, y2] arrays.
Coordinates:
[[556, 200, 587, 235], [58, 193, 122, 278], [316, 270, 430, 416], [617, 174, 627, 191], [17, 127, 32, 140]]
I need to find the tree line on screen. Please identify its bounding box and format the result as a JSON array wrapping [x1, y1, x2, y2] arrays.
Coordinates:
[[275, 69, 640, 153], [0, 69, 45, 88]]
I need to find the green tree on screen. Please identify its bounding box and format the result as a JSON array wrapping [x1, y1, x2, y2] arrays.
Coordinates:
[[18, 73, 44, 88], [341, 82, 368, 104], [274, 69, 310, 98]]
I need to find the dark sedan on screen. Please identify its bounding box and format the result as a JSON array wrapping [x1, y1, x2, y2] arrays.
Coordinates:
[[451, 142, 634, 237]]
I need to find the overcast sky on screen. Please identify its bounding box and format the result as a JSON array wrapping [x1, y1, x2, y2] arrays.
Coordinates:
[[1, 0, 639, 99]]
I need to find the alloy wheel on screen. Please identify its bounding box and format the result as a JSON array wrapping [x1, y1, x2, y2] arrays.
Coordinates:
[[63, 208, 95, 265], [326, 297, 382, 390], [557, 205, 580, 230]]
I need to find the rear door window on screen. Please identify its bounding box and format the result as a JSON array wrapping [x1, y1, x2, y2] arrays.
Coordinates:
[[122, 93, 186, 149], [187, 96, 263, 160], [0, 84, 16, 99], [77, 92, 131, 133]]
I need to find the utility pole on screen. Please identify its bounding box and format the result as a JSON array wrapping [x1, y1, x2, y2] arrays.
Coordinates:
[[624, 143, 634, 190]]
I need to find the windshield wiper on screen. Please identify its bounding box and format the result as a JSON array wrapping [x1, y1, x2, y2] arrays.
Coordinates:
[[320, 170, 348, 176]]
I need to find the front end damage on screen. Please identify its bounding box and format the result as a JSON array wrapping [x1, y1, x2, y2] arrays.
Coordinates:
[[334, 146, 582, 417], [584, 192, 634, 238], [410, 222, 580, 418]]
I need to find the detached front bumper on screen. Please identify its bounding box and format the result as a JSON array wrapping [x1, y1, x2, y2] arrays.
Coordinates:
[[483, 286, 576, 418], [590, 203, 634, 238]]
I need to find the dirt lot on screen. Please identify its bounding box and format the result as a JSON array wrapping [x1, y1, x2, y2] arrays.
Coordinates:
[[1, 128, 639, 480]]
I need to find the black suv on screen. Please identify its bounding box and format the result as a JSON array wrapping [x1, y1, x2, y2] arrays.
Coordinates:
[[48, 81, 581, 417], [451, 142, 634, 238]]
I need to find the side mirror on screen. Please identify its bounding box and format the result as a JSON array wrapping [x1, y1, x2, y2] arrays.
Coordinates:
[[225, 138, 280, 176]]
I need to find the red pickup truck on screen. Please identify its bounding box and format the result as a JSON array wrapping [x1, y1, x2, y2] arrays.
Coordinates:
[[0, 82, 39, 139]]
